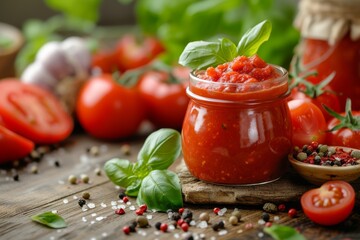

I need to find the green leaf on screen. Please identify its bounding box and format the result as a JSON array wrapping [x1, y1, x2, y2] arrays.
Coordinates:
[[125, 178, 142, 197], [104, 159, 139, 188], [137, 170, 183, 212], [237, 20, 272, 56], [44, 0, 101, 22], [136, 128, 181, 171], [264, 224, 307, 240], [178, 38, 237, 70], [31, 212, 67, 229]]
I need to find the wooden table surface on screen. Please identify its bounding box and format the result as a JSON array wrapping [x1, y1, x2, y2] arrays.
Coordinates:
[[1, 132, 359, 240]]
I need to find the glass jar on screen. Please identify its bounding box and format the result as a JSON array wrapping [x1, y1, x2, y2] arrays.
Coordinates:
[[294, 0, 360, 110], [181, 66, 292, 185]]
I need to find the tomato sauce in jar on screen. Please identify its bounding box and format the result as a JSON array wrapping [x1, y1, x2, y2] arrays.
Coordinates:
[[182, 55, 292, 185]]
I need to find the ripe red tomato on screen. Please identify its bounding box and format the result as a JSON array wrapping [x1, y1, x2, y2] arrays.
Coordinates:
[[327, 111, 360, 149], [137, 66, 190, 129], [289, 86, 340, 121], [0, 125, 34, 164], [0, 79, 73, 144], [91, 49, 118, 74], [287, 99, 327, 147], [116, 34, 165, 72], [301, 181, 355, 226], [76, 74, 145, 139]]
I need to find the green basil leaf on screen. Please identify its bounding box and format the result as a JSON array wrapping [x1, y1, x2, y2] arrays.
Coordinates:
[[44, 0, 101, 22], [264, 224, 307, 240], [136, 128, 181, 171], [237, 20, 272, 57], [137, 170, 183, 212], [104, 159, 139, 188], [125, 178, 142, 197], [31, 212, 67, 229], [178, 38, 237, 70]]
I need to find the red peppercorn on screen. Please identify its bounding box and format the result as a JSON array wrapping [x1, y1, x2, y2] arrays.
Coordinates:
[[139, 204, 147, 212], [160, 223, 168, 232], [278, 204, 286, 212], [177, 218, 185, 227], [288, 208, 297, 218], [213, 207, 220, 215], [181, 222, 189, 232], [265, 222, 272, 227], [115, 208, 125, 215], [122, 196, 129, 203], [123, 226, 131, 235], [135, 209, 144, 215], [178, 207, 185, 215]]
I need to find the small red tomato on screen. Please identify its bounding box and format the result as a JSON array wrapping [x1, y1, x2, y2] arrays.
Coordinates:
[[0, 125, 34, 164], [325, 99, 360, 149], [137, 66, 190, 129], [160, 223, 168, 232], [288, 99, 327, 147], [288, 208, 297, 218], [76, 74, 145, 140], [301, 181, 355, 226], [116, 34, 165, 72], [91, 49, 118, 73], [180, 222, 189, 232]]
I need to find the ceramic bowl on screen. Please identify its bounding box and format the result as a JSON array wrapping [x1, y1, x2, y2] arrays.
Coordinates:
[[288, 146, 360, 185], [0, 22, 24, 78]]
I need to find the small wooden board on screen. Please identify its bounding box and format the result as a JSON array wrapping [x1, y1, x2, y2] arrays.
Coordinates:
[[177, 161, 319, 206]]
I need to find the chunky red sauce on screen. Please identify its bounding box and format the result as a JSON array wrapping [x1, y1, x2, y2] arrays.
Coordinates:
[[182, 55, 292, 185]]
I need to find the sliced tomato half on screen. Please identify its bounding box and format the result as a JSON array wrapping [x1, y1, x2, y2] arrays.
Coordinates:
[[301, 180, 355, 226], [0, 124, 34, 164], [0, 79, 73, 144]]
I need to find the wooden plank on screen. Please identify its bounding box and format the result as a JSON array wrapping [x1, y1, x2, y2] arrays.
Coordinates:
[[0, 134, 360, 240], [178, 161, 360, 206]]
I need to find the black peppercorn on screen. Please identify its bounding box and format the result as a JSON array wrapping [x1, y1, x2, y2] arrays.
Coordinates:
[[170, 212, 181, 221], [118, 190, 126, 200], [262, 212, 270, 222], [78, 199, 86, 207], [155, 222, 162, 230], [181, 208, 193, 220]]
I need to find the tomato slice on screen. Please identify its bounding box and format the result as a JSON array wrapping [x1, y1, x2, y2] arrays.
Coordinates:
[[0, 124, 34, 164], [301, 181, 355, 226], [0, 79, 73, 144]]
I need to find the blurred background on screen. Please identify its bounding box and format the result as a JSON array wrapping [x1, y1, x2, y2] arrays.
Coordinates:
[[0, 0, 299, 78]]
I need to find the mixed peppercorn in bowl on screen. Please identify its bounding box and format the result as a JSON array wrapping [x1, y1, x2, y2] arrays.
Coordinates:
[[289, 142, 360, 185]]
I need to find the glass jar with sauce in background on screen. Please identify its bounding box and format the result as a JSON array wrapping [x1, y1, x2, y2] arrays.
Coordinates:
[[293, 0, 360, 110], [181, 58, 292, 185]]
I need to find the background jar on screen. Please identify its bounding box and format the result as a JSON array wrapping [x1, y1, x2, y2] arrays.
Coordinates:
[[181, 66, 292, 185], [294, 0, 360, 110]]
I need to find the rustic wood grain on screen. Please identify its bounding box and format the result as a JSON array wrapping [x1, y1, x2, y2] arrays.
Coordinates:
[[0, 134, 359, 240], [177, 161, 313, 205]]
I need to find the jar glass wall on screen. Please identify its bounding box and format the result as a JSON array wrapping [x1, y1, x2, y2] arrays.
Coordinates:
[[181, 66, 292, 185]]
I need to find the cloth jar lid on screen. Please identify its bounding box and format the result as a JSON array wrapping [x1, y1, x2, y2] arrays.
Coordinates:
[[294, 0, 360, 45]]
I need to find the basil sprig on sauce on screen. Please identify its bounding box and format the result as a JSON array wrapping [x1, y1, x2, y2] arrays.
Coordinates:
[[104, 128, 182, 212], [179, 20, 272, 70]]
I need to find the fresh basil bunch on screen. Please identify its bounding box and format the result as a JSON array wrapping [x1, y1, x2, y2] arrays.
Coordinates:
[[104, 128, 183, 212], [179, 20, 272, 70]]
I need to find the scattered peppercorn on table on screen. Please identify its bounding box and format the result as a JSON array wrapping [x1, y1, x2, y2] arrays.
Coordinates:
[[0, 133, 360, 240]]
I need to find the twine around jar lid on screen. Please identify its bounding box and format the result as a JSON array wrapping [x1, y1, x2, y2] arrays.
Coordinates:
[[294, 0, 360, 45]]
